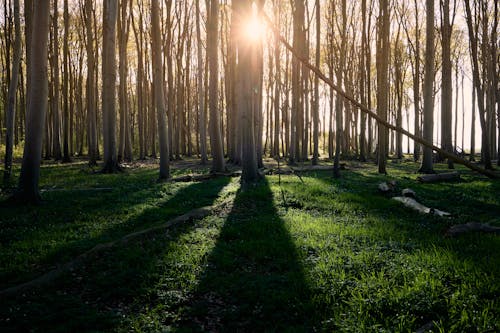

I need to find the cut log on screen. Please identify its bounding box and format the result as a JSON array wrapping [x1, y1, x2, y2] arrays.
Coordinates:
[[392, 196, 451, 217], [446, 223, 500, 237], [417, 172, 460, 183]]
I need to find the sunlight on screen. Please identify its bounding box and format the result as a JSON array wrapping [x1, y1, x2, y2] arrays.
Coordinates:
[[242, 3, 265, 43]]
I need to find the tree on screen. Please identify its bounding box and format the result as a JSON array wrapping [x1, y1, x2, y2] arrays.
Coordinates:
[[51, 0, 62, 161], [419, 0, 435, 174], [439, 0, 455, 168], [3, 0, 21, 181], [62, 0, 71, 163], [101, 0, 120, 173], [14, 0, 50, 203], [208, 0, 225, 173], [196, 0, 208, 164], [311, 0, 320, 165], [236, 0, 259, 183], [85, 0, 98, 166], [151, 0, 170, 179], [377, 0, 390, 174]]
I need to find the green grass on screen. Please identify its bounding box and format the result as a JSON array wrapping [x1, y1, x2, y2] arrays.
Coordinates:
[[0, 160, 499, 332]]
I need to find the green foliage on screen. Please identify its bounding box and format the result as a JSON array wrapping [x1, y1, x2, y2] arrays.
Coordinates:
[[0, 161, 499, 332]]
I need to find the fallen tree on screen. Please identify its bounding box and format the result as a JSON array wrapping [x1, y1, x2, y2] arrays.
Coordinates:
[[263, 13, 497, 179], [392, 196, 451, 217], [0, 198, 234, 297], [417, 172, 461, 183], [171, 171, 241, 182], [446, 223, 500, 237]]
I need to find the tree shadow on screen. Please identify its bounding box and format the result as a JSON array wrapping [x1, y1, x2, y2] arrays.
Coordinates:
[[0, 177, 232, 333], [177, 179, 315, 332]]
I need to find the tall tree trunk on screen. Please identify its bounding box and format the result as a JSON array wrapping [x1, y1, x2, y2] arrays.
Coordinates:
[[359, 0, 368, 162], [236, 0, 259, 183], [151, 0, 170, 179], [62, 0, 71, 163], [412, 0, 421, 162], [464, 0, 492, 169], [51, 0, 62, 161], [439, 0, 454, 168], [196, 0, 208, 164], [312, 0, 320, 165], [419, 0, 436, 173], [3, 0, 21, 181], [85, 0, 97, 166], [334, 0, 347, 178], [101, 0, 120, 173], [208, 0, 225, 172], [377, 0, 390, 174], [15, 0, 50, 204]]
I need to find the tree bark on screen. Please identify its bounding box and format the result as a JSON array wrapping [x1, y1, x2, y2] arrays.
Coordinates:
[[377, 0, 390, 174], [418, 0, 435, 174], [208, 0, 226, 173], [3, 0, 21, 181], [101, 0, 120, 173], [151, 0, 170, 179], [15, 0, 50, 203]]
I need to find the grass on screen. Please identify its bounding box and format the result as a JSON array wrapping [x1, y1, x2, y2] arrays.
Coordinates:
[[0, 159, 499, 332]]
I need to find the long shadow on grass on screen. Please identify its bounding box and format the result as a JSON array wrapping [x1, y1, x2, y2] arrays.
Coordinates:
[[0, 173, 230, 288], [177, 178, 315, 332], [0, 178, 231, 333]]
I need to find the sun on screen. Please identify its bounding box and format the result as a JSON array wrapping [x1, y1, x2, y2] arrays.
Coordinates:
[[242, 4, 265, 42]]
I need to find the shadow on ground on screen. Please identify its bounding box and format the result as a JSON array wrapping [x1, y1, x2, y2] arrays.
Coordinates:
[[176, 179, 315, 332]]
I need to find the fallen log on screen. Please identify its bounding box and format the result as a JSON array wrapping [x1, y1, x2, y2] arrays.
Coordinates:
[[40, 187, 114, 193], [263, 13, 497, 179], [0, 198, 234, 297], [171, 171, 241, 182], [392, 196, 451, 217], [417, 172, 461, 183], [445, 223, 500, 237]]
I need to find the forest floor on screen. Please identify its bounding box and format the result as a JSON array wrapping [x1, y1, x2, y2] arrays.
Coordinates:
[[0, 157, 499, 332]]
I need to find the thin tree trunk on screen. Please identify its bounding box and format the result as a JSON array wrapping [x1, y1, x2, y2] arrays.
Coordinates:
[[419, 0, 435, 174], [3, 0, 21, 181], [62, 0, 71, 163], [312, 0, 320, 165]]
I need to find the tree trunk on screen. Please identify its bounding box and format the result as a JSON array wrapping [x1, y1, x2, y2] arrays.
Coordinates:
[[196, 0, 208, 164], [377, 0, 390, 174], [151, 0, 170, 179], [15, 0, 50, 204], [51, 0, 62, 161], [3, 0, 21, 181], [101, 0, 120, 173], [85, 0, 97, 166], [312, 0, 320, 165], [208, 0, 225, 173], [419, 0, 436, 174], [62, 0, 71, 163], [440, 0, 454, 168]]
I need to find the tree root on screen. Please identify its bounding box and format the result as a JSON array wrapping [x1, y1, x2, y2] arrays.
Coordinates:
[[0, 199, 234, 297]]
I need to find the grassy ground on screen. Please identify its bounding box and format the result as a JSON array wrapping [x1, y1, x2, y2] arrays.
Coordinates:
[[0, 159, 499, 332]]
